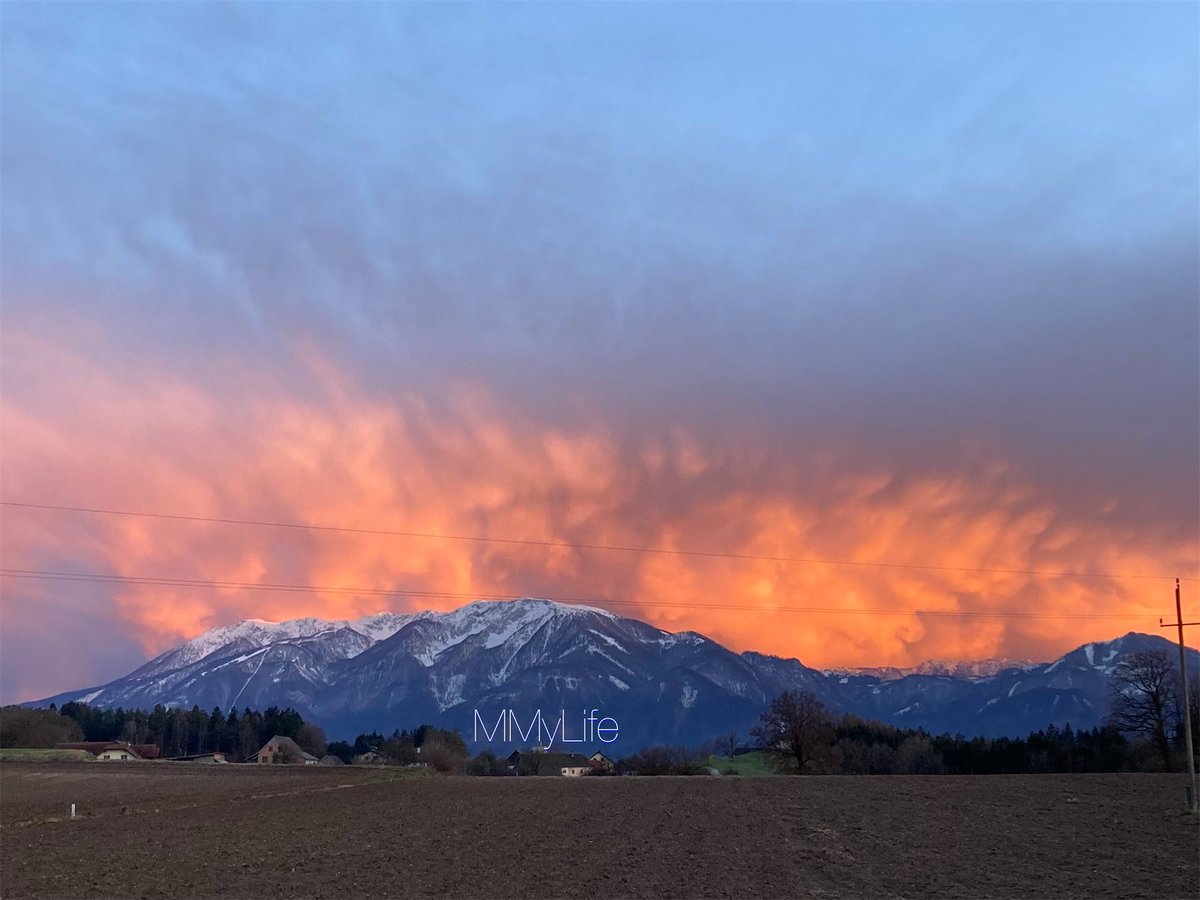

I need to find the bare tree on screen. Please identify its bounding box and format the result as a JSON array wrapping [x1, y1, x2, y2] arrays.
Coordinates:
[[715, 731, 739, 758], [296, 722, 327, 758], [751, 691, 834, 773], [1109, 649, 1179, 771]]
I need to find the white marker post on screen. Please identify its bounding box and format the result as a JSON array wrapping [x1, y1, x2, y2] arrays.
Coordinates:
[[70, 803, 76, 819]]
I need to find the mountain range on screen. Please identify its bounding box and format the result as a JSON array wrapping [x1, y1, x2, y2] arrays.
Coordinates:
[[34, 599, 1199, 752]]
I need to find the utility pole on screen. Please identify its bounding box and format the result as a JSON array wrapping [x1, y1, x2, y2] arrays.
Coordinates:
[[1160, 577, 1198, 813]]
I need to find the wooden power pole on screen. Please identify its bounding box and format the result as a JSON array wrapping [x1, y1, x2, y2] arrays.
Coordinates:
[[1161, 578, 1198, 813]]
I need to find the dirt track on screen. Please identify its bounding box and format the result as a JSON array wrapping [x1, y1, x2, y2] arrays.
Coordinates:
[[1, 763, 1197, 899]]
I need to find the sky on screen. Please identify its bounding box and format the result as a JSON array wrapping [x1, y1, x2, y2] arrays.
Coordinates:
[[1, 2, 1197, 704]]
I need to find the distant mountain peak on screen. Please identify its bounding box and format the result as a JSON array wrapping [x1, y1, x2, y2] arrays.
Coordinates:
[[33, 599, 1200, 749], [824, 657, 1038, 682]]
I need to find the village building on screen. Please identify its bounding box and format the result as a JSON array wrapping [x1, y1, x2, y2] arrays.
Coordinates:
[[588, 751, 615, 774], [509, 750, 595, 776], [96, 742, 142, 761], [56, 741, 159, 760], [254, 735, 319, 765], [167, 752, 227, 764]]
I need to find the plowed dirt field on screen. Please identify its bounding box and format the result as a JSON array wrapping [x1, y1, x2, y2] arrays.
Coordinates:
[[2, 763, 1196, 898]]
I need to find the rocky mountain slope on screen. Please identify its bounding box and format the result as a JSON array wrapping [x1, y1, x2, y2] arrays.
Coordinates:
[[37, 600, 1199, 751]]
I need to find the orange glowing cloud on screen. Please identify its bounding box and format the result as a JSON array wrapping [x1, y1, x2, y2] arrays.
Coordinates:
[[0, 326, 1196, 702]]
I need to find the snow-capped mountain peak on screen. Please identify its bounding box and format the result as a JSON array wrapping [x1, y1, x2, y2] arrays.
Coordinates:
[[37, 602, 1200, 752], [136, 616, 337, 675], [135, 599, 616, 680], [826, 657, 1038, 682]]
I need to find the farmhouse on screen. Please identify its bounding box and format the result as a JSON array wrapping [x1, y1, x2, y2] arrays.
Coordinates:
[[560, 758, 591, 777], [55, 741, 160, 760], [510, 750, 595, 776], [588, 751, 614, 773], [254, 735, 319, 765], [96, 742, 142, 761]]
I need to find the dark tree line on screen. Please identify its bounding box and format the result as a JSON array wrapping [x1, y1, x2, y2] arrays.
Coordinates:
[[745, 678, 1194, 777], [0, 706, 85, 748], [2, 702, 328, 760], [4, 704, 471, 771], [326, 725, 469, 772], [844, 718, 1132, 775], [612, 711, 1135, 777]]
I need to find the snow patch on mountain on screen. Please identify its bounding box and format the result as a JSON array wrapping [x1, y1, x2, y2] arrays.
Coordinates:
[[583, 646, 634, 674], [657, 631, 705, 649], [481, 603, 555, 649], [207, 647, 270, 672], [590, 630, 628, 653], [350, 612, 421, 642], [432, 673, 467, 709]]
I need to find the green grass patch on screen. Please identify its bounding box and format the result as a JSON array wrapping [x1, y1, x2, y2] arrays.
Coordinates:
[[0, 748, 93, 762], [708, 750, 779, 776]]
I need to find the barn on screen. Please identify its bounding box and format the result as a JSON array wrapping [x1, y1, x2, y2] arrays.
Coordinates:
[[167, 752, 228, 764], [254, 735, 319, 765]]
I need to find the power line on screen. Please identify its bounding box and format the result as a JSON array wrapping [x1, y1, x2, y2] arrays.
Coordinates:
[[0, 568, 1167, 620], [3, 500, 1194, 582]]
